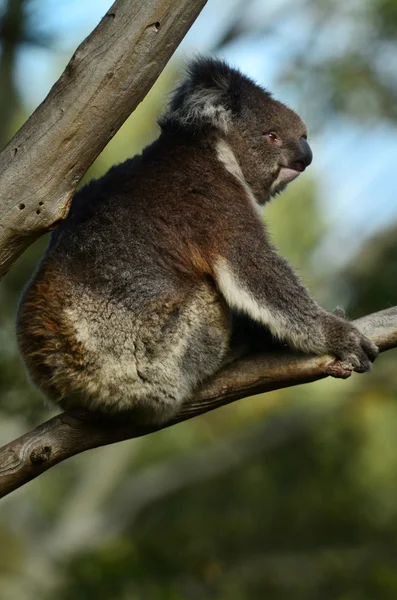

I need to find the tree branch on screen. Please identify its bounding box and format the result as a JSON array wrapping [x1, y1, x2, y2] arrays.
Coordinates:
[[0, 307, 396, 499], [0, 0, 208, 278]]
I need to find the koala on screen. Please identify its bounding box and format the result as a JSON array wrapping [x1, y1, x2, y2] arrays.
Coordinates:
[[17, 58, 378, 424]]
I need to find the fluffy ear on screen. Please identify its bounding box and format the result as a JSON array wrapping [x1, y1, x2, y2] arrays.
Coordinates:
[[160, 58, 246, 133]]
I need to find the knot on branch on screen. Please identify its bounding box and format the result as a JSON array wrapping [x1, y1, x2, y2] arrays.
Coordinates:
[[30, 445, 52, 465], [325, 361, 354, 379]]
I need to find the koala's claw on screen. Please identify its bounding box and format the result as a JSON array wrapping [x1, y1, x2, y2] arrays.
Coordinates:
[[334, 337, 378, 374], [322, 313, 379, 375], [343, 354, 371, 374]]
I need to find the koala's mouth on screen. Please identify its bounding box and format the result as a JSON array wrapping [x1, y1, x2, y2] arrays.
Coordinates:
[[269, 162, 306, 199], [278, 161, 306, 184]]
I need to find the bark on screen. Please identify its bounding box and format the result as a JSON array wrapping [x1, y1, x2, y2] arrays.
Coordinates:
[[0, 307, 396, 499], [0, 0, 208, 278]]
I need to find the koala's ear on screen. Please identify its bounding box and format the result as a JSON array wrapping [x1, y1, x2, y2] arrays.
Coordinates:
[[160, 58, 244, 133]]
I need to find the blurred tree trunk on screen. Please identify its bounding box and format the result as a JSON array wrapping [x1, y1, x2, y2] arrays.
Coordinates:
[[0, 0, 25, 148]]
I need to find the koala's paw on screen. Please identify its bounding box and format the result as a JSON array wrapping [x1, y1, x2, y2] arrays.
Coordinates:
[[322, 314, 379, 374]]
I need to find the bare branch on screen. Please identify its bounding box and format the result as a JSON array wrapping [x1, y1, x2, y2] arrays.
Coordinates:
[[0, 0, 208, 278], [0, 307, 396, 499]]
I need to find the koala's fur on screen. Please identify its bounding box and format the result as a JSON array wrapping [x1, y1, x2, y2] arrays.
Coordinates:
[[17, 58, 378, 424]]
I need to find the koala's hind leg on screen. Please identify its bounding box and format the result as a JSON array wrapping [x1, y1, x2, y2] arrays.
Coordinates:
[[53, 280, 232, 425], [131, 283, 231, 424]]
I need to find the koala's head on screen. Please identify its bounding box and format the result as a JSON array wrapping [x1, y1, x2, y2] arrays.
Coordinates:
[[160, 58, 312, 205]]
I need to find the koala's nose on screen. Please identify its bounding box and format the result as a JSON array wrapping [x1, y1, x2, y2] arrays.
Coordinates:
[[300, 138, 313, 167], [291, 138, 313, 172]]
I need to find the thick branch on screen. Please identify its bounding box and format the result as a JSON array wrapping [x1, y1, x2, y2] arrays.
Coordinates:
[[0, 307, 396, 499], [0, 0, 208, 278]]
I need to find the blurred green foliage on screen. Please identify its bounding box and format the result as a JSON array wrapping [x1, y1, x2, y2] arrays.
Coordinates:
[[0, 1, 397, 599]]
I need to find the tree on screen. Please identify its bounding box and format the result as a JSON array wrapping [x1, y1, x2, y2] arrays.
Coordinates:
[[0, 0, 396, 500]]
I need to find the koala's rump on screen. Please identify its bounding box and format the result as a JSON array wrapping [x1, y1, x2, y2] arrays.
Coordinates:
[[17, 262, 230, 415]]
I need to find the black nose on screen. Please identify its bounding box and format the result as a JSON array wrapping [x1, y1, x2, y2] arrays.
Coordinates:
[[299, 138, 313, 168], [291, 138, 313, 172]]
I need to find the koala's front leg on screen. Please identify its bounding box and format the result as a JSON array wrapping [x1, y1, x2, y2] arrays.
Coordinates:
[[212, 244, 378, 372]]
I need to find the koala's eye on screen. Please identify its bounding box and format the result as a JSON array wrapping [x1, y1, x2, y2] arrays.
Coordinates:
[[266, 131, 281, 145]]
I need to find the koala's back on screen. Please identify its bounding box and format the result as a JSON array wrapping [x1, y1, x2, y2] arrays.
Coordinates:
[[17, 134, 231, 418]]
